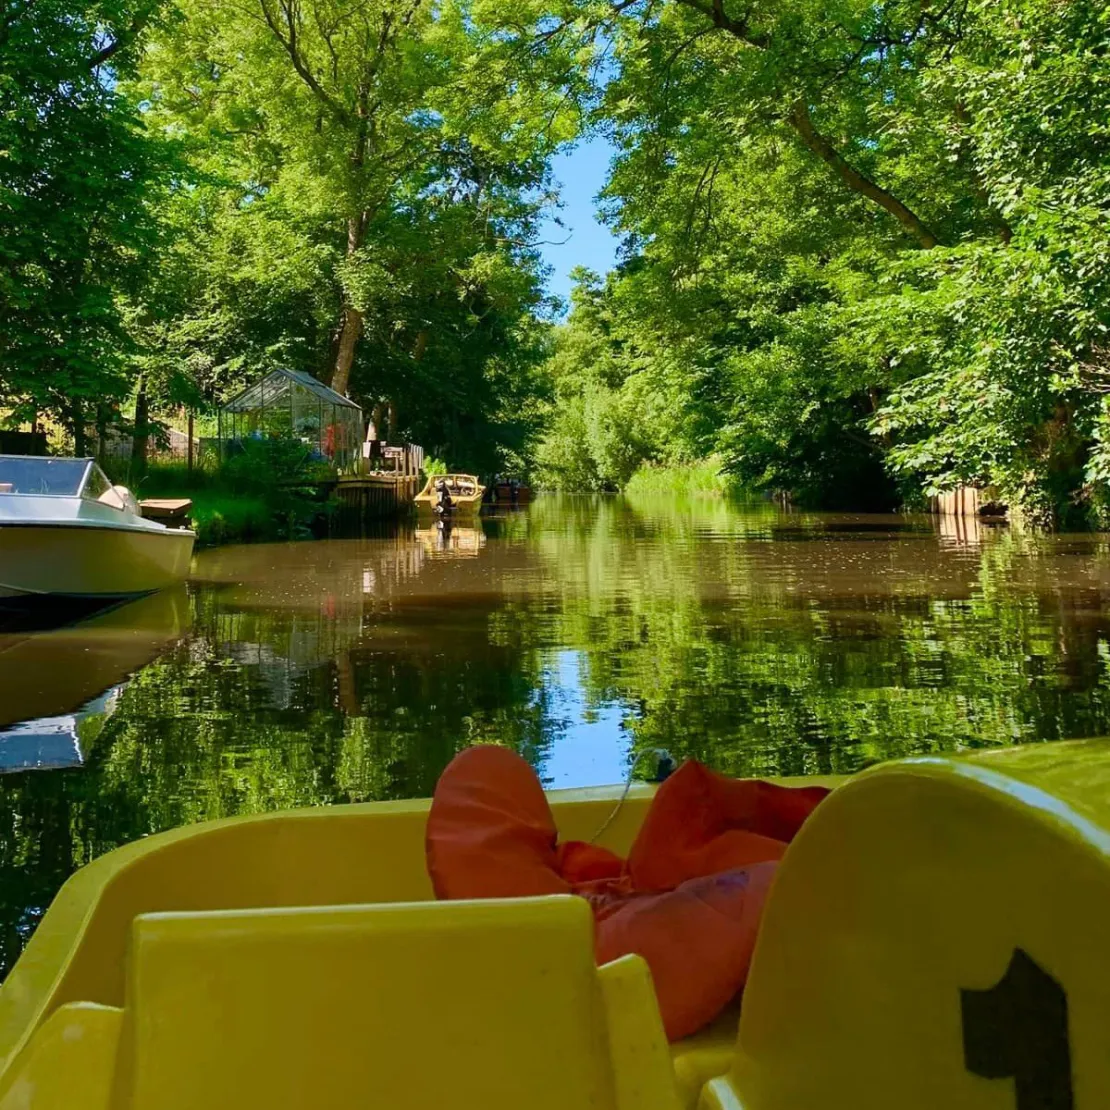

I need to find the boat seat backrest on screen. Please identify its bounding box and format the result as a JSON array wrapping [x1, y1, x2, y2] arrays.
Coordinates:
[[107, 895, 679, 1110], [701, 756, 1110, 1110]]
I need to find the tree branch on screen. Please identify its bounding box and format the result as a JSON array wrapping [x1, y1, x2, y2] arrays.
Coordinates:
[[89, 9, 152, 69], [788, 101, 940, 248], [673, 0, 767, 48], [257, 0, 351, 124], [669, 0, 942, 248]]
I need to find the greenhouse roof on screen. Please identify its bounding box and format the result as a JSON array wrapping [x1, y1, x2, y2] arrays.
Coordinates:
[[221, 368, 362, 413]]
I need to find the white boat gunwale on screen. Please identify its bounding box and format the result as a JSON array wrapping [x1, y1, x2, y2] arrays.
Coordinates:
[[0, 519, 193, 537]]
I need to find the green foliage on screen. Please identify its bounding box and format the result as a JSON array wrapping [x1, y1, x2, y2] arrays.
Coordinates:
[[521, 0, 1110, 520], [125, 0, 577, 473], [186, 494, 279, 547], [4, 0, 1109, 520], [623, 459, 738, 499], [3, 0, 577, 473], [138, 438, 332, 544], [0, 0, 171, 447], [866, 0, 1110, 525], [534, 269, 685, 490]]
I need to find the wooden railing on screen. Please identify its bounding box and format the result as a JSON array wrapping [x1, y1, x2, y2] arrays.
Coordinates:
[[361, 440, 424, 477]]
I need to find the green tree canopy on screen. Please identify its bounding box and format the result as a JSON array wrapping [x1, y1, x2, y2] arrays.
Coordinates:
[[528, 0, 1110, 520], [0, 0, 170, 449]]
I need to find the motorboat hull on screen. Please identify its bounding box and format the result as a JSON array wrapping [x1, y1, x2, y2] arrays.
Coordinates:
[[414, 496, 484, 516], [0, 523, 194, 600], [414, 474, 486, 516]]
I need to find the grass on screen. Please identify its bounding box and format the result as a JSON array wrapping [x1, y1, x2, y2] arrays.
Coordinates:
[[623, 458, 742, 498], [125, 460, 322, 547], [186, 492, 277, 546]]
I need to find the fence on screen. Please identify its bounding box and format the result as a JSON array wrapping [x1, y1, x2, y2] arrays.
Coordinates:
[[362, 440, 424, 477]]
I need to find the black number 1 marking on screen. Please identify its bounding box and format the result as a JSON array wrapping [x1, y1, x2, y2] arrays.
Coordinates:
[[961, 948, 1073, 1109]]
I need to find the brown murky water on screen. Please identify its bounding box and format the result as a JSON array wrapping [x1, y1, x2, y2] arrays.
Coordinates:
[[1, 493, 1110, 971]]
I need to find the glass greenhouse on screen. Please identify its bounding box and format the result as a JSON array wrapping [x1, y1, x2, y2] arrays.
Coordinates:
[[218, 369, 363, 473]]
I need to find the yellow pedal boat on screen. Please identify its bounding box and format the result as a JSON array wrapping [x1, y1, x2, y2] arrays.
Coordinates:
[[0, 741, 1108, 1109]]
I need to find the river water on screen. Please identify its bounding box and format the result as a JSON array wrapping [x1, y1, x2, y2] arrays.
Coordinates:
[[2, 493, 1110, 971]]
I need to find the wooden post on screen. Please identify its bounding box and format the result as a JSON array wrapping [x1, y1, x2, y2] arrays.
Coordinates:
[[130, 381, 148, 482], [187, 410, 195, 476]]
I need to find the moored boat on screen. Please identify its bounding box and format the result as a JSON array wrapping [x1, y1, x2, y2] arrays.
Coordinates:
[[489, 477, 532, 505], [0, 456, 195, 601], [0, 741, 1105, 1108], [414, 473, 485, 516]]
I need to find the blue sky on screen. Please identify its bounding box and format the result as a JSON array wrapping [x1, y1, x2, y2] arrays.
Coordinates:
[[538, 135, 621, 312]]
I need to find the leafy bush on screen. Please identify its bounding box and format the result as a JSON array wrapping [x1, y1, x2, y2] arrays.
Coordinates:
[[188, 494, 274, 546], [134, 436, 334, 544]]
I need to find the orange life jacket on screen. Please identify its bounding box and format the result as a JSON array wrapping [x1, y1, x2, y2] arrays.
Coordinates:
[[426, 745, 828, 1040]]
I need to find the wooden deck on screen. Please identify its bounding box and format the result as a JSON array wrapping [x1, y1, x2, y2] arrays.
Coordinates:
[[334, 473, 419, 519], [139, 499, 193, 529]]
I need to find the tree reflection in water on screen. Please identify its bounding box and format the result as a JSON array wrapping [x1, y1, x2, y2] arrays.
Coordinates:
[[3, 494, 1110, 973]]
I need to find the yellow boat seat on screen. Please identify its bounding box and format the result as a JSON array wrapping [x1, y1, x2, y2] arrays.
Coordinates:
[[668, 1002, 741, 1107], [701, 744, 1110, 1110], [0, 1003, 119, 1110], [0, 895, 682, 1110]]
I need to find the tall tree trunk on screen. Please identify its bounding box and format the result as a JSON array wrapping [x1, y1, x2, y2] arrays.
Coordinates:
[[788, 102, 940, 249], [187, 410, 195, 476], [330, 213, 367, 396], [332, 304, 363, 397], [131, 377, 149, 483], [70, 399, 87, 457]]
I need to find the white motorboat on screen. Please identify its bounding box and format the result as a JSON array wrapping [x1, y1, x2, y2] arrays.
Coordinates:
[[0, 455, 195, 601]]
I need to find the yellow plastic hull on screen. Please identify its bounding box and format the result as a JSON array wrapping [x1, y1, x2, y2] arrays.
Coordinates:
[[0, 524, 193, 599], [413, 494, 484, 513], [3, 744, 1110, 1108]]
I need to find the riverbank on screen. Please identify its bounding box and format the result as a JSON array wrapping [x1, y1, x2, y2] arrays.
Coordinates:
[[621, 459, 742, 499], [181, 491, 284, 547], [126, 454, 334, 547]]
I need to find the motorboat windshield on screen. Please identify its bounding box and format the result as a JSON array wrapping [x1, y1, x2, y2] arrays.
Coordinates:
[[0, 457, 123, 507], [0, 457, 92, 497]]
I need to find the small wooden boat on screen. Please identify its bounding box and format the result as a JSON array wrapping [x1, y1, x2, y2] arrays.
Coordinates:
[[0, 456, 194, 601], [0, 741, 1105, 1108], [414, 473, 485, 516], [489, 479, 532, 506]]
